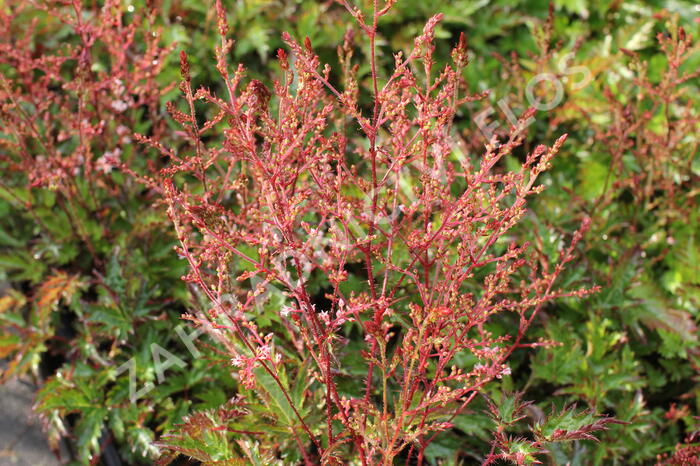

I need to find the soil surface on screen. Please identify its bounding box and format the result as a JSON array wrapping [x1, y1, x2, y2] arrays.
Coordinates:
[[0, 377, 61, 465]]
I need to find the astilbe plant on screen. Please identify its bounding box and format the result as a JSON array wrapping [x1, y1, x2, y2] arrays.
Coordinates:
[[0, 0, 171, 191], [495, 11, 699, 229], [656, 431, 700, 465], [599, 22, 698, 216], [586, 22, 695, 220], [0, 0, 169, 370], [482, 10, 699, 461], [585, 20, 700, 356], [0, 1, 193, 462], [152, 1, 608, 464], [0, 0, 173, 269]]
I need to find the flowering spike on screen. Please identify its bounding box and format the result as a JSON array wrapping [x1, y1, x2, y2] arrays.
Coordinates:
[[451, 31, 469, 68], [215, 0, 228, 36], [277, 48, 288, 70], [179, 50, 190, 81]]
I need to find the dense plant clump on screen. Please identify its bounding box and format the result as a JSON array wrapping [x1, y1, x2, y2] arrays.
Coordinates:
[[477, 9, 700, 461], [0, 1, 232, 463], [153, 2, 607, 463], [0, 0, 698, 464]]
